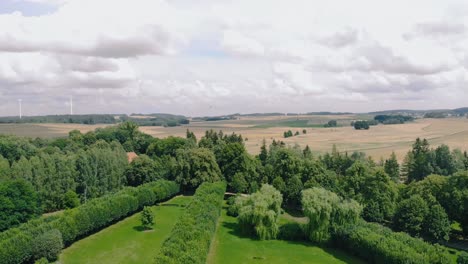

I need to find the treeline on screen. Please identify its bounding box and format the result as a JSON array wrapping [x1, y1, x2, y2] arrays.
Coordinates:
[[374, 114, 414, 124], [0, 180, 179, 264], [124, 114, 189, 127], [0, 115, 117, 124], [155, 182, 226, 264], [0, 113, 190, 126]]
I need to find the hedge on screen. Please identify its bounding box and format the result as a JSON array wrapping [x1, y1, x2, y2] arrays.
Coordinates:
[[333, 221, 452, 264], [154, 181, 226, 264], [0, 180, 179, 264]]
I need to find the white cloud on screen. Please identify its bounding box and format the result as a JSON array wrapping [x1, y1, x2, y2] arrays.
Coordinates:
[[1, 0, 468, 116]]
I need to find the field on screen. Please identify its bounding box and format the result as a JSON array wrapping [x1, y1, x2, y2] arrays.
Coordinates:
[[207, 204, 363, 264], [58, 195, 191, 264], [2, 115, 468, 161]]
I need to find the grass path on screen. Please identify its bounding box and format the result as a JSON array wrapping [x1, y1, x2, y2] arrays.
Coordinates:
[[58, 195, 191, 264], [207, 204, 365, 264]]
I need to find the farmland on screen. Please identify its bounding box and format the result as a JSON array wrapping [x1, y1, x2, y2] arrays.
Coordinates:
[[3, 115, 468, 161]]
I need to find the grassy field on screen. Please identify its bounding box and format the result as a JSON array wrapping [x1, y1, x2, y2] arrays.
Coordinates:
[[2, 115, 468, 161], [58, 195, 191, 264], [207, 204, 364, 264]]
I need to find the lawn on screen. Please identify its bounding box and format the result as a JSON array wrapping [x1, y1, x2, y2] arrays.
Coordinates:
[[58, 195, 191, 264], [207, 205, 365, 264]]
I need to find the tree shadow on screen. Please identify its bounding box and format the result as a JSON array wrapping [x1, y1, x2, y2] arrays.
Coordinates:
[[222, 221, 257, 240], [160, 203, 186, 207], [133, 225, 147, 232], [283, 206, 305, 218]]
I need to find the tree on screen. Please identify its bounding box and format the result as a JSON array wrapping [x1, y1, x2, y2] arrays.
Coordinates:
[[302, 129, 307, 134], [294, 131, 300, 136], [433, 144, 456, 176], [259, 139, 268, 166], [125, 154, 163, 186], [393, 195, 428, 237], [0, 179, 40, 231], [325, 120, 337, 128], [63, 190, 80, 209], [354, 121, 370, 130], [0, 155, 10, 180], [424, 203, 450, 242], [384, 152, 400, 182], [236, 184, 283, 240], [173, 148, 222, 191], [141, 206, 154, 230], [406, 138, 433, 182], [301, 187, 361, 243], [186, 129, 197, 143]]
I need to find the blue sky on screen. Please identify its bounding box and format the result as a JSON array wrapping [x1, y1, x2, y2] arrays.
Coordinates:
[[0, 0, 57, 16]]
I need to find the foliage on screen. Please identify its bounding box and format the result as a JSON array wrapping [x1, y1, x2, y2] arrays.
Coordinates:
[[333, 221, 452, 264], [301, 187, 361, 243], [63, 191, 80, 209], [140, 206, 154, 230], [393, 195, 429, 237], [31, 229, 63, 262], [458, 252, 468, 264], [0, 179, 40, 231], [324, 120, 338, 128], [374, 115, 414, 124], [173, 148, 222, 192], [125, 155, 163, 186], [236, 184, 283, 240], [353, 121, 370, 130], [0, 180, 179, 264], [384, 152, 400, 182], [155, 182, 226, 264]]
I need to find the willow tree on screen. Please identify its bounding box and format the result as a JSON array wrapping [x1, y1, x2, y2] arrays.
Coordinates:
[[236, 184, 283, 240], [302, 187, 362, 243]]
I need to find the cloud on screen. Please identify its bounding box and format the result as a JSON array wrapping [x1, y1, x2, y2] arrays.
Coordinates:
[[1, 0, 468, 116]]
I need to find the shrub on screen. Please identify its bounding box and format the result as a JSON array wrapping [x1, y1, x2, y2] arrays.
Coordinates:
[[31, 229, 63, 262], [333, 221, 452, 264], [141, 206, 154, 230], [155, 182, 226, 264], [458, 252, 468, 264]]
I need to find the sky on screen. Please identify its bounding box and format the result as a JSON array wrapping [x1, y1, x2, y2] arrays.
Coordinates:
[[1, 0, 468, 117]]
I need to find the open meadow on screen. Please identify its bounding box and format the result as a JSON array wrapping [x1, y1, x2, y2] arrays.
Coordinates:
[[58, 196, 191, 264], [3, 115, 468, 161]]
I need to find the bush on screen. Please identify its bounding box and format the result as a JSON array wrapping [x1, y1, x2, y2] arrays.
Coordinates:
[[458, 252, 468, 264], [0, 180, 179, 264], [31, 229, 63, 262], [333, 221, 452, 264], [155, 182, 226, 264], [141, 206, 154, 230]]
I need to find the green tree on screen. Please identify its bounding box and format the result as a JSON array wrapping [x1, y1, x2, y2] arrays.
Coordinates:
[[141, 206, 154, 230], [236, 184, 283, 240], [301, 187, 361, 243], [0, 155, 10, 180], [433, 144, 456, 176], [424, 203, 450, 242], [63, 190, 80, 209], [384, 152, 400, 182], [406, 138, 433, 182], [393, 195, 428, 237], [0, 179, 40, 231], [174, 148, 222, 191], [125, 154, 163, 186]]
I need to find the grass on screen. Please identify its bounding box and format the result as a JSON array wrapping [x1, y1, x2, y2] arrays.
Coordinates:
[[58, 195, 191, 264], [207, 204, 364, 264]]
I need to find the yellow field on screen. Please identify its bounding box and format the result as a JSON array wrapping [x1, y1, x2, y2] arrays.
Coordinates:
[[141, 117, 468, 161], [1, 115, 468, 161]]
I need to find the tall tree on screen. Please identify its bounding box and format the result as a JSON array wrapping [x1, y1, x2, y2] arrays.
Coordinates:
[[384, 152, 400, 182]]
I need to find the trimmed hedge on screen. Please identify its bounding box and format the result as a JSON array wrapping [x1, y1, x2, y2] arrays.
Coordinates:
[[155, 181, 226, 264], [0, 180, 179, 264], [333, 221, 452, 264]]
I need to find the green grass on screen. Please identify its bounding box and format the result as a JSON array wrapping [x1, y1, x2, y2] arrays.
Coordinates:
[[207, 205, 365, 264], [59, 195, 191, 264]]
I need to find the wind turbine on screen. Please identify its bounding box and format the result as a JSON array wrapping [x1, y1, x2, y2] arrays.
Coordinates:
[[70, 96, 73, 115], [18, 99, 22, 119]]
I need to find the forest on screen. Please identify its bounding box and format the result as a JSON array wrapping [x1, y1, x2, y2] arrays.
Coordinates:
[[0, 121, 467, 263]]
